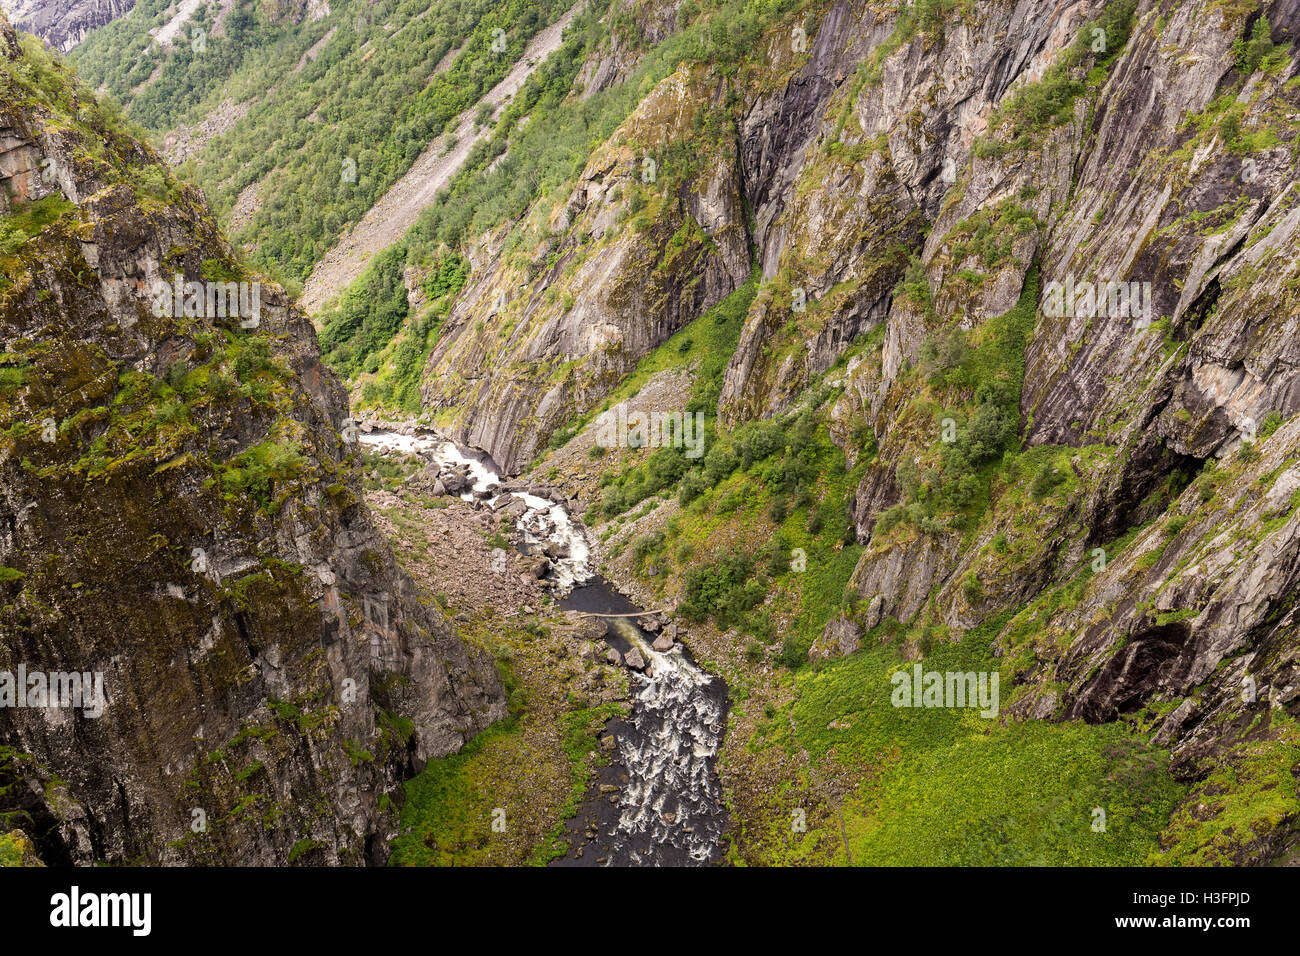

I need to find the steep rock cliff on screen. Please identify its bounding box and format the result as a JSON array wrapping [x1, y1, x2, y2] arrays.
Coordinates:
[[1, 0, 133, 52], [0, 18, 505, 866], [420, 64, 751, 472]]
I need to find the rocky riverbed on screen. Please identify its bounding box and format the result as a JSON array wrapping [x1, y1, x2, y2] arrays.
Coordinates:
[[359, 424, 729, 865]]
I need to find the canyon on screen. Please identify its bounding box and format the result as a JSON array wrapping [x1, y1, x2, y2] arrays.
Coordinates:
[[2, 0, 1299, 867]]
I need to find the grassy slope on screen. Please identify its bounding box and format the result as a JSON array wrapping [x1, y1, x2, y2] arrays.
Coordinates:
[[370, 499, 629, 867], [788, 617, 1183, 865], [531, 263, 1191, 867]]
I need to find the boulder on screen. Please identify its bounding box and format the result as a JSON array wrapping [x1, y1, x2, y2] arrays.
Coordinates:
[[808, 616, 863, 663], [496, 496, 529, 519], [441, 469, 471, 495], [862, 595, 884, 632]]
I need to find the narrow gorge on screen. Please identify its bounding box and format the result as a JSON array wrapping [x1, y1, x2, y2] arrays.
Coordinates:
[[2, 0, 1300, 874]]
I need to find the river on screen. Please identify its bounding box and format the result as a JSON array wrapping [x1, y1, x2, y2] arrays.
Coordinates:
[[358, 427, 728, 865]]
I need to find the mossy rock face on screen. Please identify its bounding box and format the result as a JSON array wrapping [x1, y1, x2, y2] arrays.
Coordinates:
[[0, 828, 43, 866], [498, 0, 1300, 867], [417, 64, 752, 473], [0, 18, 505, 866]]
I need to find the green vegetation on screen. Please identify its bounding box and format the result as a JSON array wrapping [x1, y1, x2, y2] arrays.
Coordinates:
[[876, 272, 1039, 534], [679, 550, 767, 629], [1176, 82, 1286, 162], [0, 195, 75, 259], [0, 31, 185, 210], [1258, 410, 1284, 441], [941, 202, 1038, 274], [0, 748, 41, 841], [359, 450, 424, 492], [0, 363, 27, 394], [525, 703, 628, 865], [74, 0, 580, 278], [1156, 712, 1300, 864], [213, 439, 308, 514], [345, 254, 468, 414], [389, 611, 626, 866], [0, 830, 32, 866], [974, 0, 1137, 158], [779, 615, 1183, 865], [1234, 13, 1278, 77], [74, 0, 267, 127], [318, 245, 412, 378], [287, 837, 324, 863]]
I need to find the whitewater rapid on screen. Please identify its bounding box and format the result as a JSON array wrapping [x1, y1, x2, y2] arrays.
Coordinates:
[[359, 426, 727, 865], [600, 619, 727, 864], [358, 428, 591, 591]]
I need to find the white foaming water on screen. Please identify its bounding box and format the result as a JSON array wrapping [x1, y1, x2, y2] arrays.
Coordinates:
[[513, 493, 592, 593], [605, 622, 725, 865], [358, 429, 592, 592], [360, 429, 499, 494], [362, 427, 726, 864]]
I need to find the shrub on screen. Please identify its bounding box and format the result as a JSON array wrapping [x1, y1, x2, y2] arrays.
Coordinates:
[[895, 254, 932, 308], [920, 328, 969, 383], [678, 470, 707, 505], [164, 359, 189, 393], [764, 537, 791, 577], [219, 440, 306, 511], [679, 551, 766, 630], [548, 424, 578, 450], [153, 399, 188, 424], [701, 442, 737, 485], [1234, 16, 1274, 76], [1029, 463, 1065, 499], [234, 338, 274, 383], [734, 418, 785, 469], [1258, 410, 1284, 442], [806, 507, 824, 535], [0, 364, 29, 393], [778, 637, 806, 669], [632, 532, 665, 575]]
